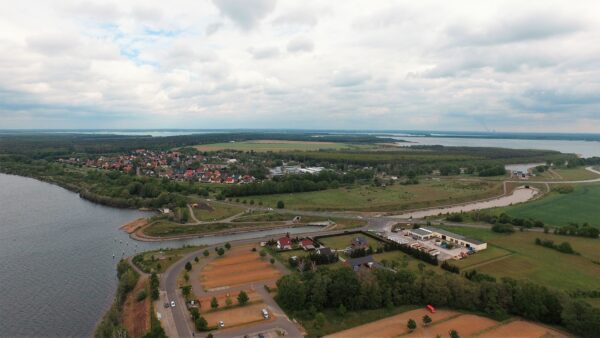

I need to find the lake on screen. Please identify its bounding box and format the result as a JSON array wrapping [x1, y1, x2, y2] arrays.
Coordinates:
[[0, 174, 318, 337], [393, 136, 600, 158]]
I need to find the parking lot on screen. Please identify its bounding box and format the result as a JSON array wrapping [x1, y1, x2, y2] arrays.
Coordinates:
[[387, 230, 471, 261]]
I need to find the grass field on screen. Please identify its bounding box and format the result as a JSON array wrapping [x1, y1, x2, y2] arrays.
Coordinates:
[[500, 184, 600, 228], [318, 234, 382, 250], [142, 220, 283, 237], [233, 212, 366, 229], [192, 202, 245, 221], [533, 167, 600, 181], [133, 246, 200, 273], [439, 226, 600, 291], [248, 180, 503, 211], [193, 140, 360, 152]]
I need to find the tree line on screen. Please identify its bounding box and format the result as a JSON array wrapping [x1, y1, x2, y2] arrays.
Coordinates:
[[276, 266, 600, 338]]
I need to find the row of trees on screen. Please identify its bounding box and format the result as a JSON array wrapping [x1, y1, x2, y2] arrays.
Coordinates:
[[535, 238, 577, 254], [554, 223, 599, 238], [276, 266, 600, 337]]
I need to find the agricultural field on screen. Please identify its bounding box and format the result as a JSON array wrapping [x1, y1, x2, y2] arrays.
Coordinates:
[[191, 202, 245, 222], [142, 220, 283, 237], [199, 246, 282, 290], [440, 226, 600, 291], [198, 290, 262, 313], [500, 184, 600, 228], [248, 180, 503, 211], [193, 140, 360, 152], [327, 308, 567, 338]]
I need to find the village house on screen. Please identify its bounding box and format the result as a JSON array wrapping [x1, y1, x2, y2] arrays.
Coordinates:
[[277, 237, 292, 250]]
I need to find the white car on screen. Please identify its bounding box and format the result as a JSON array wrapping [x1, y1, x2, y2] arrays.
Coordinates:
[[218, 320, 225, 328], [170, 300, 176, 307], [261, 308, 269, 319]]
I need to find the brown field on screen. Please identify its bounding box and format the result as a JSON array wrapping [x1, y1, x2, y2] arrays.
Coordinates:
[[120, 218, 148, 234], [200, 247, 282, 290], [198, 290, 262, 313], [328, 309, 570, 338], [479, 320, 568, 338], [122, 278, 150, 338], [327, 308, 458, 338], [405, 314, 498, 338], [202, 303, 273, 329]]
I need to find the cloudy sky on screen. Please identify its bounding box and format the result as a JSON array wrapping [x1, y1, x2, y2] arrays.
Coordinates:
[[1, 0, 599, 132]]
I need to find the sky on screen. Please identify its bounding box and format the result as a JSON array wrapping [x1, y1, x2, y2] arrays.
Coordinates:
[[1, 0, 600, 132]]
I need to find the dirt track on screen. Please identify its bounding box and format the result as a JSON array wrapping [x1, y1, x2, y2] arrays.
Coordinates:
[[406, 314, 498, 338], [202, 303, 273, 328], [479, 320, 568, 338], [327, 309, 458, 338], [200, 248, 282, 289]]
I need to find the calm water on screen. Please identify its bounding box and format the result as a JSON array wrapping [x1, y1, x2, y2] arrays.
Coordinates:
[[394, 136, 600, 158], [0, 174, 318, 337]]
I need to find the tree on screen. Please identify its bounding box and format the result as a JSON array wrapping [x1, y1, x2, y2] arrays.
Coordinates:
[[238, 290, 249, 306], [225, 296, 233, 307], [277, 200, 285, 209], [217, 248, 225, 256], [336, 304, 347, 317], [449, 330, 460, 338], [270, 258, 275, 264], [181, 285, 191, 298], [194, 316, 208, 331], [185, 261, 192, 271], [210, 296, 219, 310], [407, 319, 417, 331], [203, 249, 209, 257], [225, 242, 231, 250], [259, 250, 267, 258], [194, 256, 199, 263], [314, 312, 326, 328], [422, 315, 432, 326]]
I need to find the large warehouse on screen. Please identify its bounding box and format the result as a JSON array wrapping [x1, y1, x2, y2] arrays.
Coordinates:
[[407, 227, 487, 251]]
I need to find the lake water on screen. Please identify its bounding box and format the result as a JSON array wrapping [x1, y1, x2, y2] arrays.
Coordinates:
[[0, 174, 318, 337], [393, 136, 600, 158]]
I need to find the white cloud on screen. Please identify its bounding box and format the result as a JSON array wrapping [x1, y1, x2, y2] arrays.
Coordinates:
[[286, 36, 314, 53], [0, 0, 599, 131]]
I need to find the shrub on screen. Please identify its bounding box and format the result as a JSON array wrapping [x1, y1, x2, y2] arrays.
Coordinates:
[[238, 291, 249, 305], [136, 290, 147, 302], [277, 200, 285, 209]]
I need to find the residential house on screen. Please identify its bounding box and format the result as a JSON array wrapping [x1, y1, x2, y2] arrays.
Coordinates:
[[277, 237, 292, 250]]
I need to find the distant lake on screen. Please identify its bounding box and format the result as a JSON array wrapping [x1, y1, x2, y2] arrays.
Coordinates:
[[0, 174, 319, 337], [393, 136, 600, 158]]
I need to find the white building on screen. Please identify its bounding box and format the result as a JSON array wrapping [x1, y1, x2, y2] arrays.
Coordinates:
[[407, 227, 487, 251]]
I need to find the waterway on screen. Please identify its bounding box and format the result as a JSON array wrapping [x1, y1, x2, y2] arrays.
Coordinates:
[[0, 173, 319, 337], [393, 136, 600, 158]]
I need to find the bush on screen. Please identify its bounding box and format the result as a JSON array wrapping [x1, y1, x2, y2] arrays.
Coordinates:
[[492, 223, 514, 233], [136, 290, 147, 302], [277, 200, 285, 209]]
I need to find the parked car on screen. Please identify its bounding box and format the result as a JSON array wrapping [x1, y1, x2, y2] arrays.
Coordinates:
[[261, 308, 269, 319], [170, 300, 176, 307], [218, 320, 225, 328]]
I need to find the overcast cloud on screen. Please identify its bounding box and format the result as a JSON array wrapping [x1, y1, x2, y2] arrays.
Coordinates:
[[0, 0, 599, 131]]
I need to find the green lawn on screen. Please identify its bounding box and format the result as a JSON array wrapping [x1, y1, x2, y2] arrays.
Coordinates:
[[451, 245, 513, 270], [371, 251, 433, 272], [533, 167, 600, 181], [192, 202, 245, 221], [439, 226, 600, 291], [193, 140, 362, 152], [500, 184, 600, 228], [248, 180, 503, 211], [132, 246, 201, 273], [142, 220, 282, 237], [318, 234, 381, 250]]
